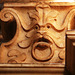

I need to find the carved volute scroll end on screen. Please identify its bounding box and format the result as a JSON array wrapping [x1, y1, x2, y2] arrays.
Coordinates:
[[68, 9, 75, 30], [63, 9, 75, 30], [0, 9, 15, 22], [0, 8, 21, 46]]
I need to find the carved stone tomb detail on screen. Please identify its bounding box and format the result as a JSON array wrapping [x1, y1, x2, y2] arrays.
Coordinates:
[[0, 2, 75, 65]]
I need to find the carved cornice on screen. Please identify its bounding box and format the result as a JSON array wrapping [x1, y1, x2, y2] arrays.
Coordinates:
[[0, 0, 75, 3], [0, 0, 75, 7], [0, 64, 65, 75], [1, 3, 74, 9]]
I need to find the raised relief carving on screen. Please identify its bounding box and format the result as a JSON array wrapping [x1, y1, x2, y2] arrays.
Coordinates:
[[0, 2, 70, 63], [0, 8, 25, 63], [7, 49, 26, 63], [17, 3, 65, 62]]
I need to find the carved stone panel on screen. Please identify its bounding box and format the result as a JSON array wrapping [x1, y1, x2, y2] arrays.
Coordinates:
[[0, 1, 75, 64]]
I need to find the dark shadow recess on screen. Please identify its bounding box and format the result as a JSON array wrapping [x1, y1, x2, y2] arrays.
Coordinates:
[[1, 20, 17, 42]]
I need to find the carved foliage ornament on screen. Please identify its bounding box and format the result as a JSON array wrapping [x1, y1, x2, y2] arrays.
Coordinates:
[[0, 2, 73, 63]]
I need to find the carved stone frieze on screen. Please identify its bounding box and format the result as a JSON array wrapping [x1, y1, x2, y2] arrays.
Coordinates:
[[0, 2, 75, 64]]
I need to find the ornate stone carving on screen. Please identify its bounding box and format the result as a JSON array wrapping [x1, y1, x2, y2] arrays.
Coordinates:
[[0, 1, 75, 64], [7, 49, 26, 63]]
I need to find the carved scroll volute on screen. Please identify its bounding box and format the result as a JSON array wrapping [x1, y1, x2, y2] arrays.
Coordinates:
[[66, 9, 75, 30], [0, 8, 20, 44], [0, 8, 22, 63]]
